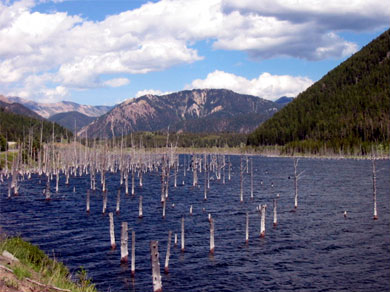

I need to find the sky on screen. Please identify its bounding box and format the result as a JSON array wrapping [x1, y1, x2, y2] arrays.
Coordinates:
[[0, 0, 388, 106]]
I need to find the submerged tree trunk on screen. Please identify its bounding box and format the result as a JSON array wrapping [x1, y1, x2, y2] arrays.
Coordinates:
[[150, 241, 162, 292]]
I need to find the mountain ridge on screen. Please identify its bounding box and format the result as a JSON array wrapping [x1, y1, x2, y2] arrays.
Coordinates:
[[78, 89, 281, 138], [6, 96, 112, 119], [48, 111, 97, 132], [0, 99, 43, 120]]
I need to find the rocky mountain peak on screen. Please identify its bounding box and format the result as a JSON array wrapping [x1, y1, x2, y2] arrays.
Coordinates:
[[78, 88, 283, 138]]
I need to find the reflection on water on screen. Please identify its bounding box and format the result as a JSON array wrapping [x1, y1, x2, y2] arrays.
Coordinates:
[[1, 156, 389, 292]]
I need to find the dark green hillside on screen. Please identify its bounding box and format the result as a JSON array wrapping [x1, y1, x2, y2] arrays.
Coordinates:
[[49, 111, 96, 132], [247, 29, 390, 155], [0, 108, 71, 148]]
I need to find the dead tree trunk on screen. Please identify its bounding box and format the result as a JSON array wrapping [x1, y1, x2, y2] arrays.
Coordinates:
[[250, 158, 254, 200], [259, 204, 267, 238], [228, 156, 231, 181], [109, 212, 116, 249], [245, 212, 249, 244], [240, 156, 244, 203], [273, 198, 277, 227], [372, 156, 378, 220], [204, 163, 207, 201], [86, 190, 90, 213], [131, 230, 135, 277], [210, 218, 215, 254], [120, 222, 128, 263], [293, 158, 304, 210], [164, 230, 172, 274], [116, 190, 120, 214], [131, 168, 135, 196], [181, 216, 185, 252], [102, 192, 107, 214], [150, 241, 162, 292], [138, 195, 143, 218]]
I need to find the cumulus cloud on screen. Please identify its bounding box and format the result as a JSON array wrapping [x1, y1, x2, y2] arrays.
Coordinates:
[[103, 78, 130, 88], [0, 0, 387, 102], [186, 70, 313, 100], [221, 0, 389, 31]]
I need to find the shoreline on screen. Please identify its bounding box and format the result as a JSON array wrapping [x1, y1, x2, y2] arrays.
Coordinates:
[[0, 235, 97, 292]]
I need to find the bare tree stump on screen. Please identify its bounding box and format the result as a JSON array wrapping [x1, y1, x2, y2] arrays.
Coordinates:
[[102, 192, 107, 214], [273, 198, 277, 227], [240, 156, 244, 203], [109, 212, 116, 249], [138, 195, 143, 219], [260, 204, 267, 238], [210, 218, 215, 254], [116, 189, 120, 214], [372, 157, 378, 220], [181, 216, 185, 252], [86, 190, 90, 213], [120, 222, 128, 263], [150, 241, 162, 292], [131, 230, 135, 277], [250, 158, 254, 200], [245, 211, 249, 244], [164, 231, 172, 274], [131, 168, 135, 196]]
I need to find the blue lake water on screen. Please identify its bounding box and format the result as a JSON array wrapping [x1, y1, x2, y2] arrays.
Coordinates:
[[1, 155, 389, 292]]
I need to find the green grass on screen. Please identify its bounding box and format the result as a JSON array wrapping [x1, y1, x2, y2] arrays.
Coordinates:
[[0, 236, 98, 292], [13, 264, 31, 280]]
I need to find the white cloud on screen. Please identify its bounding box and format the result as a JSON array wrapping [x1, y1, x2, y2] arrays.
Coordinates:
[[135, 89, 172, 98], [186, 70, 313, 100], [103, 78, 130, 88], [221, 0, 389, 31], [0, 0, 387, 102]]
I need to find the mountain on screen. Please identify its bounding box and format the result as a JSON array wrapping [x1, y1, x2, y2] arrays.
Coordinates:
[[78, 89, 281, 138], [6, 97, 112, 119], [0, 99, 43, 120], [49, 111, 96, 132], [274, 96, 294, 105], [0, 107, 71, 145], [0, 95, 72, 147], [247, 29, 390, 154]]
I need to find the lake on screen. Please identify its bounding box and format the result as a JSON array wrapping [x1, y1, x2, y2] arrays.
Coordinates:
[[1, 155, 389, 292]]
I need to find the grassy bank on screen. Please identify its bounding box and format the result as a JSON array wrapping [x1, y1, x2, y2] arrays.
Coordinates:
[[0, 236, 97, 292]]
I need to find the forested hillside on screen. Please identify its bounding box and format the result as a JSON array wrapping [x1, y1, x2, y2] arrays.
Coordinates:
[[247, 29, 390, 155], [0, 108, 71, 150], [49, 111, 96, 132]]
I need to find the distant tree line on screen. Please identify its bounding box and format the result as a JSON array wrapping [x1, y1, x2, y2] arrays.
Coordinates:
[[83, 131, 248, 149]]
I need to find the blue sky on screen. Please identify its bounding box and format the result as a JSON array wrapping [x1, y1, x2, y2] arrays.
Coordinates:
[[0, 0, 388, 105]]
